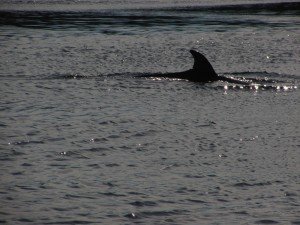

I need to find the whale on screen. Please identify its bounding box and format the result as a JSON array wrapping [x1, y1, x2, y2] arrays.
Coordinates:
[[138, 50, 250, 84]]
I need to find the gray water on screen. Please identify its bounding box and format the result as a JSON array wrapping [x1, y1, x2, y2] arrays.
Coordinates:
[[0, 1, 300, 224]]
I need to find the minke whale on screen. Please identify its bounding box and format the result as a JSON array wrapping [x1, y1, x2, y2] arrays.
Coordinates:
[[138, 50, 250, 84]]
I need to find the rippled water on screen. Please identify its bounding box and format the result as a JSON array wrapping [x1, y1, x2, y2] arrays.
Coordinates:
[[0, 1, 300, 224]]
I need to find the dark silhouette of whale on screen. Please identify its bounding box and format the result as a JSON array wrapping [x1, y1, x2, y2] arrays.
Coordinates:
[[138, 50, 250, 84]]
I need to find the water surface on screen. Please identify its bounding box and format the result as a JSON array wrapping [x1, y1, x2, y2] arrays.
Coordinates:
[[0, 1, 299, 224]]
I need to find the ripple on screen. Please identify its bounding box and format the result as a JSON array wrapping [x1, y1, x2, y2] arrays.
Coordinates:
[[186, 199, 207, 204], [142, 209, 188, 217], [44, 220, 95, 224], [64, 194, 94, 200], [105, 163, 120, 167], [16, 185, 37, 191], [255, 219, 279, 224], [125, 209, 188, 219], [8, 139, 44, 146], [18, 218, 34, 223], [233, 181, 274, 187], [233, 211, 248, 215], [52, 206, 78, 212], [86, 147, 108, 152], [100, 192, 126, 197], [21, 163, 32, 167], [45, 73, 90, 80]]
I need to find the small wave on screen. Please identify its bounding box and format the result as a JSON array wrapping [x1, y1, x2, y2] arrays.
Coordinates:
[[8, 139, 44, 146], [233, 180, 283, 188], [125, 209, 188, 219], [45, 73, 91, 80], [255, 219, 279, 224], [186, 199, 207, 204], [100, 192, 126, 197], [222, 71, 300, 81], [219, 71, 299, 91]]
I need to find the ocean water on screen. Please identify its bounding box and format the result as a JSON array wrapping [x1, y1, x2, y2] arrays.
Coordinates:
[[0, 0, 300, 224]]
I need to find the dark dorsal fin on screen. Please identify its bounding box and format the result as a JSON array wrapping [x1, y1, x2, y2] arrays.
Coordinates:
[[190, 50, 217, 77]]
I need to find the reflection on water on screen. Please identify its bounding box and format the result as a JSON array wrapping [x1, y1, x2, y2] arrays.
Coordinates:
[[1, 2, 299, 33]]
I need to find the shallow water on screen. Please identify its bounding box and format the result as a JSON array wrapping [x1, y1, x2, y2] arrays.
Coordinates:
[[0, 1, 300, 224]]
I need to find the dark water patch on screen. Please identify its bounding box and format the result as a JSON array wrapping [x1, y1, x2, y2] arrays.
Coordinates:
[[120, 145, 131, 150], [5, 196, 14, 201], [130, 201, 158, 207], [48, 163, 68, 169], [11, 171, 24, 175], [124, 212, 138, 219], [68, 182, 82, 189], [217, 198, 229, 202], [140, 209, 188, 217], [98, 120, 117, 125], [87, 163, 101, 168], [184, 174, 205, 179], [233, 210, 249, 215], [105, 163, 120, 167], [106, 134, 120, 139], [103, 182, 114, 187], [0, 11, 193, 31], [186, 199, 207, 204], [1, 4, 298, 34], [157, 199, 177, 204], [127, 191, 146, 196], [18, 218, 34, 223], [86, 147, 108, 152], [52, 206, 80, 212], [64, 194, 95, 200], [0, 155, 14, 161], [131, 129, 156, 137], [8, 139, 44, 146], [0, 211, 10, 216], [44, 73, 91, 80], [291, 221, 300, 225], [255, 219, 279, 224], [89, 137, 109, 142], [176, 187, 197, 194], [233, 181, 279, 188], [47, 137, 66, 142], [284, 192, 297, 197], [100, 192, 126, 197], [45, 220, 95, 224], [0, 122, 7, 127], [16, 185, 37, 191], [127, 164, 137, 167], [125, 209, 188, 219], [59, 151, 90, 159], [0, 220, 6, 224], [166, 2, 300, 14]]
